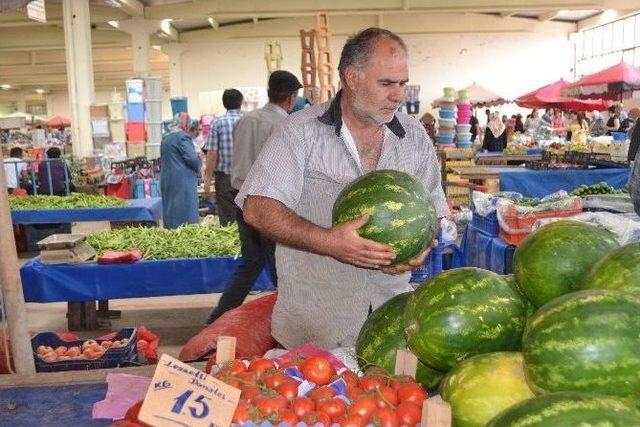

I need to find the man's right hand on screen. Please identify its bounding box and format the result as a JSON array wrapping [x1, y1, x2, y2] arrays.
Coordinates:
[[327, 215, 396, 269], [203, 182, 211, 196]]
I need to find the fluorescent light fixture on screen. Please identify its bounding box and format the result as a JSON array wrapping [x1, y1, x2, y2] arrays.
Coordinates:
[[1, 84, 11, 90], [35, 88, 44, 94], [104, 0, 121, 7], [208, 17, 219, 29], [108, 20, 119, 28]]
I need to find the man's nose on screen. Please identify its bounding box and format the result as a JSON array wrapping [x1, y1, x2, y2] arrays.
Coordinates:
[[389, 85, 406, 103]]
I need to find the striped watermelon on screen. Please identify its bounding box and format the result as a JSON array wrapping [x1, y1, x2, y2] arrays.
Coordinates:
[[486, 391, 640, 427], [440, 352, 534, 427], [404, 268, 527, 371], [523, 289, 640, 400], [581, 242, 640, 294], [332, 170, 437, 264], [513, 220, 619, 308], [355, 292, 444, 390]]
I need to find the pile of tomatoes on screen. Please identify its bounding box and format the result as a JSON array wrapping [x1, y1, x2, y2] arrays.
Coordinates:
[[209, 355, 428, 427]]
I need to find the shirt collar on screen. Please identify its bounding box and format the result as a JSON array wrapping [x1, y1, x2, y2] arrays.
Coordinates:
[[317, 89, 406, 138]]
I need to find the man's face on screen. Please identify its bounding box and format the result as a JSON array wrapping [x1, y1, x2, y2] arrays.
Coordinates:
[[347, 38, 408, 125]]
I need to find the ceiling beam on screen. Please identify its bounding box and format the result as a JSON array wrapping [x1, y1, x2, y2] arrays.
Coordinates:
[[538, 9, 561, 22], [118, 0, 145, 17]]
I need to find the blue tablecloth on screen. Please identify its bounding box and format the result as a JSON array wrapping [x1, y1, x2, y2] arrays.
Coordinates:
[[21, 256, 274, 303], [499, 168, 629, 198], [11, 197, 163, 224], [460, 223, 515, 275]]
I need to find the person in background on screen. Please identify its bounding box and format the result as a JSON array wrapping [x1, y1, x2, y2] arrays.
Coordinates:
[[566, 111, 586, 143], [524, 109, 541, 132], [606, 105, 621, 135], [206, 70, 302, 325], [419, 112, 437, 141], [484, 108, 491, 126], [203, 89, 244, 226], [482, 112, 507, 152], [514, 114, 525, 133], [160, 113, 201, 229], [3, 147, 28, 194], [502, 115, 509, 126], [541, 108, 554, 126], [589, 110, 607, 136], [620, 107, 636, 133], [626, 108, 640, 163], [38, 147, 74, 196], [234, 28, 449, 348], [469, 114, 481, 143], [551, 110, 566, 137]]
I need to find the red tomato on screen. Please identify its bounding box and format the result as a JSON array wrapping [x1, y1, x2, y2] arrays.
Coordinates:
[[396, 382, 428, 404], [318, 397, 348, 420], [374, 386, 399, 409], [302, 411, 331, 427], [232, 400, 252, 424], [241, 386, 261, 400], [236, 371, 258, 384], [222, 359, 247, 376], [395, 401, 422, 426], [279, 356, 304, 369], [253, 395, 288, 416], [248, 358, 277, 376], [348, 395, 377, 421], [388, 375, 414, 391], [372, 407, 400, 427], [308, 386, 335, 401], [341, 370, 360, 388], [347, 386, 365, 400], [300, 356, 336, 386], [359, 375, 384, 392], [338, 414, 367, 427], [291, 397, 316, 419], [277, 408, 298, 426], [264, 371, 290, 389], [276, 380, 299, 401]]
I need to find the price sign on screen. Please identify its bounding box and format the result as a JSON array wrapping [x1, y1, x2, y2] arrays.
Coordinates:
[[422, 395, 452, 427], [215, 336, 236, 364], [394, 349, 418, 378], [138, 354, 241, 427]]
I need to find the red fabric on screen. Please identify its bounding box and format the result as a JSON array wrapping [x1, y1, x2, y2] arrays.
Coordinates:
[[515, 79, 611, 111], [179, 293, 278, 362], [46, 116, 71, 127], [570, 62, 640, 87], [98, 250, 143, 264]]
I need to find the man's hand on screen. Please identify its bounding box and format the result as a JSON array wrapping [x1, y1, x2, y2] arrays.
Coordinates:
[[327, 215, 396, 269], [203, 181, 211, 196], [380, 239, 438, 275]]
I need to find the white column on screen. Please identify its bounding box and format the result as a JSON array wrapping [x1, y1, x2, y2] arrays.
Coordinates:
[[15, 91, 26, 113], [162, 43, 188, 96], [62, 0, 95, 158], [119, 18, 158, 78]]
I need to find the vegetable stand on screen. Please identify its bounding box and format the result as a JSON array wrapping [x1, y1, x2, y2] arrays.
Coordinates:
[[20, 256, 275, 330]]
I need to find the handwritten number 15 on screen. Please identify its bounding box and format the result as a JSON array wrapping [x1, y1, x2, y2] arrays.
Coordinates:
[[172, 390, 210, 419]]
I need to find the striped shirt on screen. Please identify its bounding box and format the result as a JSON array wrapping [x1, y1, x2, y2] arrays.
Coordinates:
[[204, 109, 242, 174], [236, 91, 449, 349]]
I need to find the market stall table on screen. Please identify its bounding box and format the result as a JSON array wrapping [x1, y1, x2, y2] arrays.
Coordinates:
[[21, 256, 275, 330], [475, 152, 542, 166]]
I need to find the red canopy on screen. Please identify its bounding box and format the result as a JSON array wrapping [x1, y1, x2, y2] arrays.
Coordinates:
[[562, 62, 640, 100], [46, 116, 71, 127], [515, 79, 610, 111]]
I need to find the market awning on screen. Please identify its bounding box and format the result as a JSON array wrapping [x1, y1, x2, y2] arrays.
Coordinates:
[[562, 62, 640, 100], [46, 115, 71, 127], [515, 79, 610, 112], [432, 83, 508, 108]]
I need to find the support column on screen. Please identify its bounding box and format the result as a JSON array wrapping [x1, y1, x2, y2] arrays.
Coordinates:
[[162, 43, 188, 96], [119, 18, 173, 78], [15, 91, 26, 113], [62, 0, 95, 158]]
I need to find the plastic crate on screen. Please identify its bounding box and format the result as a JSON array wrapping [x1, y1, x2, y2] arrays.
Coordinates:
[[471, 211, 499, 237], [126, 122, 146, 142], [410, 241, 464, 283], [32, 328, 138, 372], [504, 244, 516, 274], [500, 198, 583, 231], [145, 100, 162, 122], [499, 228, 529, 245], [126, 103, 145, 122]]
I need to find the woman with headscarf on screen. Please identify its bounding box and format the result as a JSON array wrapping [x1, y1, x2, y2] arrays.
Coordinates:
[[160, 112, 201, 229], [589, 110, 607, 137], [482, 112, 507, 152]]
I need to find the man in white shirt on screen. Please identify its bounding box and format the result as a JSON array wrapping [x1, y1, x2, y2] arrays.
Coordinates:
[[4, 147, 27, 193]]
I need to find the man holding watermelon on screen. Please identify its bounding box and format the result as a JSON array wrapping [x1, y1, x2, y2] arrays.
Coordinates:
[[235, 28, 449, 349]]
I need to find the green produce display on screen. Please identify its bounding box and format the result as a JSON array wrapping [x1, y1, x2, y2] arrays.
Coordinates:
[[86, 224, 241, 259], [404, 268, 527, 371], [486, 391, 640, 427], [332, 169, 436, 264], [571, 181, 628, 196], [9, 193, 127, 210], [513, 220, 619, 308], [355, 292, 444, 391], [581, 243, 640, 294], [523, 289, 640, 400], [440, 352, 534, 427]]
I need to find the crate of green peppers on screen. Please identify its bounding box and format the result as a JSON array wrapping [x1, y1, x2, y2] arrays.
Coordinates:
[[9, 193, 127, 210]]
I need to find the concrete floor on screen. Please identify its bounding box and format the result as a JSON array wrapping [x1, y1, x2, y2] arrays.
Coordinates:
[[19, 221, 258, 360]]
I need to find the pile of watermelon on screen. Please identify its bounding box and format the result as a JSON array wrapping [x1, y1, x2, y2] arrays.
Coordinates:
[[354, 220, 640, 426]]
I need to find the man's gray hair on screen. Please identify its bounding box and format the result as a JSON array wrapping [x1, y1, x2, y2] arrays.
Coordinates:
[[338, 27, 407, 81]]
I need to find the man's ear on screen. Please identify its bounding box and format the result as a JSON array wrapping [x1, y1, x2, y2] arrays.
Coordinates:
[[343, 65, 360, 92]]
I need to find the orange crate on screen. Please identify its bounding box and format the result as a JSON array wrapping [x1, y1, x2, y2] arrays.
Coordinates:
[[499, 229, 530, 246], [500, 198, 583, 231]]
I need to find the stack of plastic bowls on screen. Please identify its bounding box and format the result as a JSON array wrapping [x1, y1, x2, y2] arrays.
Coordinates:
[[456, 93, 473, 148], [437, 88, 457, 146]]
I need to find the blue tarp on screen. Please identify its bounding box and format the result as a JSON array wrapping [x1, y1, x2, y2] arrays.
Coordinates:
[[461, 223, 515, 275], [0, 383, 109, 426], [11, 197, 163, 224], [21, 256, 275, 303], [499, 168, 629, 198]]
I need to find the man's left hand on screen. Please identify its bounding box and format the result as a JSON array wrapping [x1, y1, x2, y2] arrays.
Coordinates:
[[380, 240, 438, 275]]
